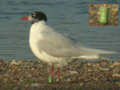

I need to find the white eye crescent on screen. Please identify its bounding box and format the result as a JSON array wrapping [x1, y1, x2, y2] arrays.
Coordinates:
[[32, 13, 36, 17], [28, 16, 33, 21]]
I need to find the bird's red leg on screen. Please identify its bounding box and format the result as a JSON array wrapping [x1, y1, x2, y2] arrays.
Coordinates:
[[48, 64, 54, 83], [57, 65, 60, 80], [50, 64, 54, 77]]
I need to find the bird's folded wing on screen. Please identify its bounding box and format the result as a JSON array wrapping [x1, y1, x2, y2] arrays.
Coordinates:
[[36, 27, 116, 58], [37, 39, 116, 58], [37, 39, 83, 57]]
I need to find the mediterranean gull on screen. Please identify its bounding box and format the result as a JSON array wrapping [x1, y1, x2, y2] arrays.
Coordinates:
[[21, 11, 115, 82]]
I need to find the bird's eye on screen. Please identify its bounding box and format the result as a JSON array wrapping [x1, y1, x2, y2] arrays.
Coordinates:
[[31, 15, 34, 17], [32, 13, 36, 17]]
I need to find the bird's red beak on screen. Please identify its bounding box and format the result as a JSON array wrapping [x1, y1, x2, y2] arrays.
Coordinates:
[[21, 16, 29, 20]]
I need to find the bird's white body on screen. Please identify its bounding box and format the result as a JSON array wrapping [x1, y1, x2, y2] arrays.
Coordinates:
[[22, 11, 116, 82], [29, 21, 114, 67], [29, 21, 70, 66]]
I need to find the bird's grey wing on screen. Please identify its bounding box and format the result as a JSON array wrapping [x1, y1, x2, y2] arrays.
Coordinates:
[[37, 29, 82, 57], [36, 26, 114, 58]]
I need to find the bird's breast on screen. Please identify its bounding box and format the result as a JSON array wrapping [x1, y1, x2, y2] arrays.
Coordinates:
[[29, 35, 68, 66]]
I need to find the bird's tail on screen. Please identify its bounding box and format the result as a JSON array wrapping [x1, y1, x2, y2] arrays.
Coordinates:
[[74, 47, 116, 60], [81, 47, 116, 55]]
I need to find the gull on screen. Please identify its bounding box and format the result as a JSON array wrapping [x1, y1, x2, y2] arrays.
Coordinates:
[[21, 11, 115, 82]]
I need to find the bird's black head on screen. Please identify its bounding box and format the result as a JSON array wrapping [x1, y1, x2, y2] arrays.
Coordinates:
[[22, 11, 47, 23], [31, 11, 47, 22]]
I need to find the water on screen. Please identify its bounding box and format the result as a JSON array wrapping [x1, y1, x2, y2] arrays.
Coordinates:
[[0, 0, 120, 61]]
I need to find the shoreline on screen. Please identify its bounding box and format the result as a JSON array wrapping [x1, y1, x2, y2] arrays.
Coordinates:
[[0, 59, 120, 89]]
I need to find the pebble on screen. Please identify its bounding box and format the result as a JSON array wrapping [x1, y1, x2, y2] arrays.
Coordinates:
[[69, 71, 78, 75], [88, 69, 95, 73], [115, 82, 120, 87], [110, 62, 120, 68], [0, 58, 120, 89], [31, 83, 39, 87], [11, 60, 18, 65], [18, 60, 23, 65], [79, 82, 84, 86], [98, 67, 109, 71], [65, 78, 71, 82], [112, 73, 120, 78]]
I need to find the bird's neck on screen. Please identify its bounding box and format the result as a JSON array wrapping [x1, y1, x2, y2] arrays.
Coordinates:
[[30, 20, 47, 33], [32, 20, 46, 26]]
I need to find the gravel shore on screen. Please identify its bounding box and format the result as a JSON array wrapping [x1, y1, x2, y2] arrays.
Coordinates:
[[0, 59, 120, 90]]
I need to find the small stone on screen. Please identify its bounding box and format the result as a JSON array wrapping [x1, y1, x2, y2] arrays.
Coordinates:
[[31, 83, 39, 87], [92, 64, 100, 67], [87, 63, 92, 66], [112, 73, 120, 78], [79, 82, 84, 86], [27, 74, 32, 78], [116, 82, 120, 87], [69, 71, 78, 75], [110, 62, 120, 68], [88, 69, 95, 73], [11, 60, 18, 65], [99, 67, 109, 71], [112, 67, 120, 73], [89, 19, 94, 24], [99, 59, 109, 68], [4, 78, 8, 83], [56, 78, 60, 82], [65, 78, 71, 82], [18, 60, 23, 65], [92, 77, 98, 81]]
